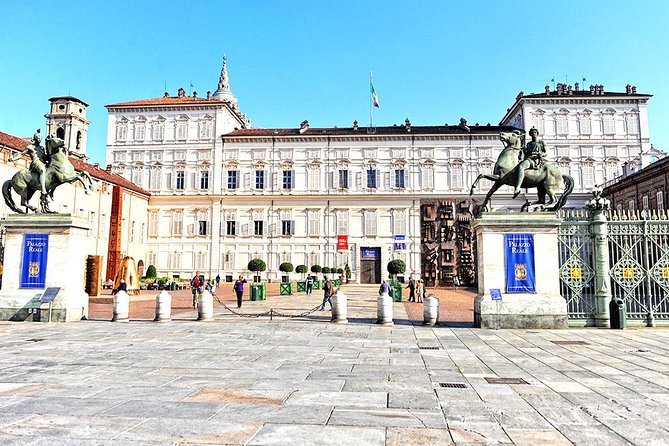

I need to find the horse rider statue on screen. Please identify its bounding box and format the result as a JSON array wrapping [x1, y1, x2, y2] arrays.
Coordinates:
[[469, 127, 574, 214], [8, 129, 49, 198], [513, 127, 546, 198]]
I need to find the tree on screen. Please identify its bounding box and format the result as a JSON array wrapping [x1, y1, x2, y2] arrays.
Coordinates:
[[311, 265, 322, 273], [296, 264, 308, 277], [322, 267, 331, 274], [279, 262, 294, 273], [145, 265, 157, 279], [248, 258, 267, 282], [387, 259, 406, 281]]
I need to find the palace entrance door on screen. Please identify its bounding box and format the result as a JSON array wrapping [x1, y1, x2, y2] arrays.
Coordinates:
[[360, 247, 381, 284]]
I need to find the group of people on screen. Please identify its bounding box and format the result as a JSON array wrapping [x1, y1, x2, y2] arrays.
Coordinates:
[[406, 277, 426, 303], [190, 271, 247, 309]]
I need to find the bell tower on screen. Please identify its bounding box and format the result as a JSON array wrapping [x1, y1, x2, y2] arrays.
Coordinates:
[[45, 96, 90, 159]]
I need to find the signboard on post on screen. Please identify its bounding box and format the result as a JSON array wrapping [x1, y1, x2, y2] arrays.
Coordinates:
[[20, 234, 49, 289], [504, 233, 536, 293]]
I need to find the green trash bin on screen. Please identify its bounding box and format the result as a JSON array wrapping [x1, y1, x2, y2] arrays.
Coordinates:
[[260, 283, 267, 300], [391, 281, 402, 302], [609, 297, 626, 329], [250, 284, 260, 301]]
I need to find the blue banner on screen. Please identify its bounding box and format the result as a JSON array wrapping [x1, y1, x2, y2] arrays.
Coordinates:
[[504, 233, 535, 293], [20, 234, 49, 289]]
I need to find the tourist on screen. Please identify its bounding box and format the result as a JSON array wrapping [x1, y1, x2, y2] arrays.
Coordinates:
[[191, 271, 203, 308], [416, 279, 425, 303], [215, 274, 221, 288], [306, 275, 314, 295], [406, 277, 416, 302], [320, 275, 334, 311], [233, 275, 247, 308]]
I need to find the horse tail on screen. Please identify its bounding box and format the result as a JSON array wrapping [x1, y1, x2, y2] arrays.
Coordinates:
[[2, 180, 22, 214], [552, 174, 574, 211]]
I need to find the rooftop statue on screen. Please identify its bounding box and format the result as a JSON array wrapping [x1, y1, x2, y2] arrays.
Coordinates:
[[469, 128, 574, 214], [3, 132, 94, 213]]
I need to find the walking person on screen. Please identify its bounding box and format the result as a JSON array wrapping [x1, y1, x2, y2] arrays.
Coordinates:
[[320, 275, 334, 311], [233, 275, 247, 308], [406, 277, 416, 302], [306, 275, 314, 295], [416, 279, 425, 303], [191, 271, 203, 308], [215, 274, 221, 289]]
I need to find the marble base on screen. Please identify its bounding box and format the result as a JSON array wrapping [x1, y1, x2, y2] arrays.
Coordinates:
[[0, 214, 90, 322], [472, 212, 568, 329]]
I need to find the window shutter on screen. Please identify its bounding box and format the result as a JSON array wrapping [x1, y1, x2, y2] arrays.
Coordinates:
[[273, 172, 278, 189], [403, 170, 408, 188], [291, 170, 295, 189], [419, 168, 424, 189], [384, 172, 390, 189], [329, 171, 334, 190], [242, 223, 249, 236], [187, 224, 194, 236], [290, 221, 295, 235], [355, 172, 362, 189], [244, 172, 251, 190], [190, 173, 196, 190], [375, 170, 380, 188]]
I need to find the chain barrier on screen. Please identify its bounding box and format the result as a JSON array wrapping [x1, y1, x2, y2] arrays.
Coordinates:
[[210, 291, 325, 320]]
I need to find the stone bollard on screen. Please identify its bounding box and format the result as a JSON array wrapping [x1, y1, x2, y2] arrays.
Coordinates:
[[198, 290, 214, 321], [377, 292, 394, 325], [423, 293, 440, 326], [112, 290, 130, 322], [331, 290, 348, 323], [154, 290, 172, 322]]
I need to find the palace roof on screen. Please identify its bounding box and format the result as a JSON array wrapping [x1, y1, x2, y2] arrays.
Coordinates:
[[106, 96, 232, 107], [225, 124, 518, 138]]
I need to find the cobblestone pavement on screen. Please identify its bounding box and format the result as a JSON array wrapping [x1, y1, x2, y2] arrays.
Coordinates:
[[2, 285, 669, 445]]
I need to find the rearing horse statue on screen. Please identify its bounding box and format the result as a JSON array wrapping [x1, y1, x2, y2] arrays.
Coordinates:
[[469, 130, 574, 213], [3, 136, 94, 213]]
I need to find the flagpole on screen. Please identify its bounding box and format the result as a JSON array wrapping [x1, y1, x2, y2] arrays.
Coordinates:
[[369, 70, 373, 129]]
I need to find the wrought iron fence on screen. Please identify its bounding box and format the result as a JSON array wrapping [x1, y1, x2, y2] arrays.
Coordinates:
[[558, 209, 669, 326]]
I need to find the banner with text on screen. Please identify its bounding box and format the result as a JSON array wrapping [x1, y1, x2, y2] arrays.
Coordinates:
[[21, 234, 49, 289], [504, 233, 535, 293], [337, 235, 348, 250]]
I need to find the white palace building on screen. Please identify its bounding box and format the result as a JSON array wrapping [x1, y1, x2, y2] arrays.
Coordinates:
[[105, 60, 662, 285]]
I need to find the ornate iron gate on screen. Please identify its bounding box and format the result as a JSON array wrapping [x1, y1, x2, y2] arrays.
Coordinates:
[[608, 216, 669, 326], [558, 213, 596, 325], [558, 210, 669, 326]]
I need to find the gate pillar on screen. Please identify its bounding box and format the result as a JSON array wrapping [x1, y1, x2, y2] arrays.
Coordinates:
[[587, 189, 612, 328]]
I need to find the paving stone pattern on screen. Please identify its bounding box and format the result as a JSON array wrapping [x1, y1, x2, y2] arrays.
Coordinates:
[[0, 285, 668, 444]]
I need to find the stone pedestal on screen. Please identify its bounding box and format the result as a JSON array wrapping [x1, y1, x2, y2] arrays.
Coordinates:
[[473, 212, 567, 329], [0, 214, 90, 322]]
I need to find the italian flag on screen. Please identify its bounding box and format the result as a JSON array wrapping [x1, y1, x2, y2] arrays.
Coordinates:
[[370, 71, 380, 108]]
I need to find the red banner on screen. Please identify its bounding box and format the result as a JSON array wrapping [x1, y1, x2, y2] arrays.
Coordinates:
[[337, 235, 348, 250]]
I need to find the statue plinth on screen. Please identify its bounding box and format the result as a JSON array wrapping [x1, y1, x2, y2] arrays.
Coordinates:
[[472, 212, 568, 329], [0, 214, 90, 322]]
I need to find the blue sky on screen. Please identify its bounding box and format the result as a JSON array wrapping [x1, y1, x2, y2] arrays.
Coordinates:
[[2, 1, 668, 165]]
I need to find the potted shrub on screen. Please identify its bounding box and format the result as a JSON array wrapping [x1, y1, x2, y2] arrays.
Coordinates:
[[145, 264, 157, 279], [322, 266, 331, 275], [248, 258, 267, 301], [387, 259, 406, 302], [279, 262, 294, 295], [296, 265, 308, 292]]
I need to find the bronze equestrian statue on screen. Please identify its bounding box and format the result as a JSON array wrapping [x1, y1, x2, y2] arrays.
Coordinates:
[[3, 134, 94, 213], [470, 128, 574, 214]]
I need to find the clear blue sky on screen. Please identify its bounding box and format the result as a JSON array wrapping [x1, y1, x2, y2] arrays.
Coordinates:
[[2, 1, 668, 165]]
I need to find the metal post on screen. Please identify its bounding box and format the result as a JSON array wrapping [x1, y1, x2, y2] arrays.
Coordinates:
[[588, 188, 612, 327], [643, 219, 655, 327]]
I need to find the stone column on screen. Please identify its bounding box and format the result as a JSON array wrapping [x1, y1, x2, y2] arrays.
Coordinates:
[[587, 188, 612, 328]]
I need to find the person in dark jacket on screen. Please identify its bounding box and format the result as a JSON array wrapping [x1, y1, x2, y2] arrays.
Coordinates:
[[233, 275, 247, 308]]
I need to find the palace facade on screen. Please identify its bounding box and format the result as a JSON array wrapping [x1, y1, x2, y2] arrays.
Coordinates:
[[104, 63, 663, 285]]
